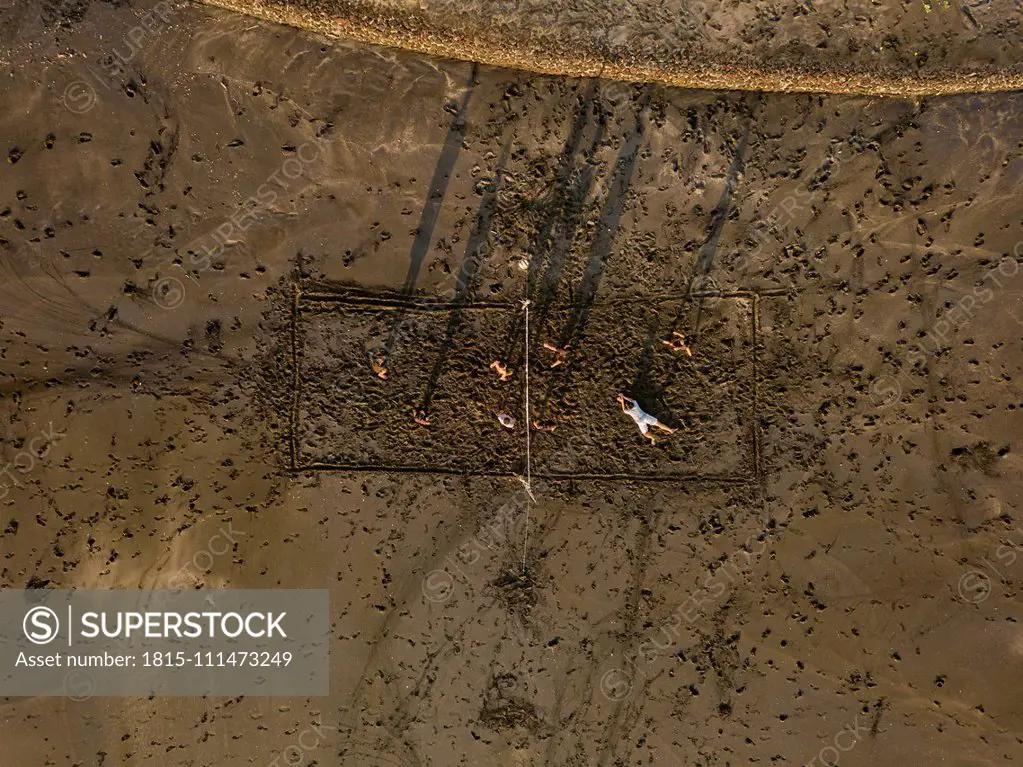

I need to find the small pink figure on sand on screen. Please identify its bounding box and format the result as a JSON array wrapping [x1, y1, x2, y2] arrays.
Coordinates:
[[490, 360, 513, 381], [662, 331, 693, 357]]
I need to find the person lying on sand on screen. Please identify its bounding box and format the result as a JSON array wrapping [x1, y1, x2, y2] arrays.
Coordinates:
[[662, 331, 693, 357], [543, 342, 570, 368], [490, 360, 513, 381], [617, 393, 677, 444]]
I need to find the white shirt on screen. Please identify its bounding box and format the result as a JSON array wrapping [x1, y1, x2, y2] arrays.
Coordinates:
[[624, 400, 658, 433]]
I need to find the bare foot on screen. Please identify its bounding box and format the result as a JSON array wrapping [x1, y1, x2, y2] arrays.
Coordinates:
[[371, 355, 388, 379], [413, 407, 430, 426]]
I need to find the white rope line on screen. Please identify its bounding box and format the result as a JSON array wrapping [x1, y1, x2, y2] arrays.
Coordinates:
[[521, 299, 532, 571]]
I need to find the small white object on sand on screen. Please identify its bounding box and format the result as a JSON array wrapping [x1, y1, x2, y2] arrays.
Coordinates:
[[498, 414, 516, 428]]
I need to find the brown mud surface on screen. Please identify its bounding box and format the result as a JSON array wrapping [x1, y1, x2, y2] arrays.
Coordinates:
[[1, 0, 1022, 765], [296, 290, 756, 479]]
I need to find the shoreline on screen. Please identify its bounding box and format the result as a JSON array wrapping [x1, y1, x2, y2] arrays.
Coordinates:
[[196, 0, 1023, 96]]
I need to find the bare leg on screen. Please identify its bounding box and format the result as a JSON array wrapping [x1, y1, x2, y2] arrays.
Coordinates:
[[544, 342, 569, 367], [654, 420, 677, 434], [662, 331, 693, 356]]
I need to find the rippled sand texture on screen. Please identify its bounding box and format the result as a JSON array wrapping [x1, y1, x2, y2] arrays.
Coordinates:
[[197, 0, 1023, 95], [2, 1, 1023, 765]]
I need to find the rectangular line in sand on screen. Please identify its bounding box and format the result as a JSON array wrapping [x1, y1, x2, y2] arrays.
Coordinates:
[[291, 293, 758, 481]]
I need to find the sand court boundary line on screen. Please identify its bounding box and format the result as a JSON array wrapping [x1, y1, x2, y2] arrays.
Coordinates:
[[288, 462, 758, 484], [196, 0, 1023, 96], [296, 286, 789, 310]]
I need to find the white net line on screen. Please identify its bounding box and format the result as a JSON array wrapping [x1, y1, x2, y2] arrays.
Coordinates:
[[521, 299, 533, 570]]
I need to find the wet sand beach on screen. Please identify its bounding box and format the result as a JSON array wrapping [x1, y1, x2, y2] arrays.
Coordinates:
[[1, 0, 1022, 764]]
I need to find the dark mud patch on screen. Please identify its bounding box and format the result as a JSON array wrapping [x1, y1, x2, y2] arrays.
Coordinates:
[[950, 441, 1007, 476], [479, 672, 544, 733], [488, 565, 538, 616]]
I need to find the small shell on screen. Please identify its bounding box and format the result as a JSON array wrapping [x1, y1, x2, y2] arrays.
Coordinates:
[[498, 414, 516, 428]]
